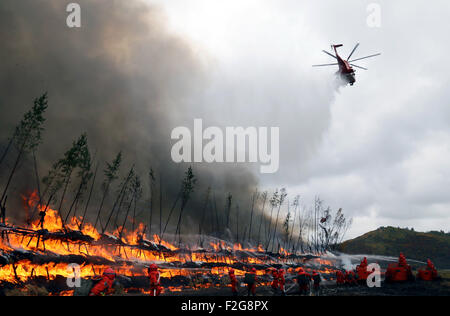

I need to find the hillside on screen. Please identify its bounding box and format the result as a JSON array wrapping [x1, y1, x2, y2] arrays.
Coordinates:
[[339, 226, 450, 269]]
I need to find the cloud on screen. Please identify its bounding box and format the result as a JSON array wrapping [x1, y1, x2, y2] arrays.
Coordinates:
[[1, 0, 449, 240], [285, 0, 450, 237]]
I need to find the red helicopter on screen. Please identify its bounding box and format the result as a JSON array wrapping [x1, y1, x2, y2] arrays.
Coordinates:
[[313, 43, 380, 86]]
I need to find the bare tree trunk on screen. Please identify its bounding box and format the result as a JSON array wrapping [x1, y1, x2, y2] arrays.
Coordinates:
[[148, 178, 153, 235], [102, 184, 126, 234], [56, 170, 73, 230], [32, 151, 41, 200], [270, 204, 282, 253], [0, 137, 14, 169], [159, 174, 163, 238], [265, 205, 275, 251], [93, 181, 111, 231], [175, 200, 188, 245], [198, 187, 210, 247], [225, 194, 232, 230], [256, 194, 267, 247], [119, 193, 135, 238], [80, 163, 99, 230], [132, 194, 137, 233], [113, 186, 129, 230], [213, 193, 220, 238], [247, 189, 258, 244], [161, 190, 180, 243], [102, 167, 134, 234], [0, 142, 26, 223], [64, 179, 84, 224], [287, 202, 298, 251], [235, 204, 240, 244]]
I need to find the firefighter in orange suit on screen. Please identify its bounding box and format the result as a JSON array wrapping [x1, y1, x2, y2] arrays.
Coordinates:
[[270, 269, 279, 294], [297, 268, 311, 295], [278, 269, 286, 296], [399, 253, 407, 267], [345, 270, 357, 286], [89, 267, 116, 296], [229, 268, 238, 296], [336, 270, 345, 286], [245, 267, 257, 296], [312, 270, 321, 295], [148, 263, 162, 296]]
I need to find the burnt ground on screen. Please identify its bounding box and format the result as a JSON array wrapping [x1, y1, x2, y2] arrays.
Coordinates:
[[2, 269, 449, 296], [2, 277, 449, 296], [164, 281, 450, 297], [164, 271, 450, 296]]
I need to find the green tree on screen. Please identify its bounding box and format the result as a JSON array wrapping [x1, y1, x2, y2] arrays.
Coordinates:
[[1, 93, 48, 223], [270, 188, 287, 252], [64, 137, 92, 224], [54, 134, 89, 227], [175, 166, 197, 244], [265, 189, 279, 250]]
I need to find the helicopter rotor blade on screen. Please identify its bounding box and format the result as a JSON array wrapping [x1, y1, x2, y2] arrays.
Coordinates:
[[350, 64, 368, 70], [349, 53, 381, 63], [347, 43, 360, 60], [312, 63, 339, 67], [322, 50, 337, 59]]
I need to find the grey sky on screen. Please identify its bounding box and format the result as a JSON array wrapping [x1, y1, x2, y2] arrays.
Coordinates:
[[153, 0, 450, 238], [0, 0, 448, 239]]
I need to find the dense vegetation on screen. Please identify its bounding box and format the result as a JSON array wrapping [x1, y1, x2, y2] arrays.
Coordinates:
[[339, 226, 450, 268]]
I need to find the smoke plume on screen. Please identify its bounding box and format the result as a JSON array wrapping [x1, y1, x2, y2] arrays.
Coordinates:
[[0, 0, 336, 242], [0, 0, 260, 233]]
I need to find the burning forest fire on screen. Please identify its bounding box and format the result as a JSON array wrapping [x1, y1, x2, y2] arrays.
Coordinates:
[[1, 95, 444, 298], [0, 191, 339, 296], [0, 93, 356, 296]]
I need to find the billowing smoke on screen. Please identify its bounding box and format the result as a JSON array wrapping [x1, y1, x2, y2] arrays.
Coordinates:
[[0, 0, 336, 241], [0, 0, 259, 232]]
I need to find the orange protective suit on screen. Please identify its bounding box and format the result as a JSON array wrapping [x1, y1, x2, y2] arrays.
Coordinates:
[[148, 264, 162, 296], [89, 267, 115, 296]]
